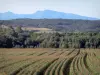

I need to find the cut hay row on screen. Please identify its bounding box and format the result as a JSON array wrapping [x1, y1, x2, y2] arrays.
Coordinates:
[[49, 59, 62, 75], [77, 53, 90, 75], [52, 51, 63, 56], [7, 52, 26, 56], [17, 59, 45, 75], [86, 54, 94, 73], [70, 51, 93, 75], [70, 55, 79, 75], [67, 49, 75, 55], [70, 51, 86, 75], [55, 59, 66, 75], [58, 49, 80, 75], [27, 52, 36, 56], [0, 49, 100, 75], [25, 52, 39, 56], [18, 58, 55, 75], [0, 59, 11, 63], [60, 57, 76, 74], [44, 59, 59, 75], [33, 58, 58, 75], [63, 51, 70, 56], [55, 51, 65, 56], [61, 49, 80, 75], [48, 51, 56, 55], [66, 49, 79, 57], [42, 51, 56, 56], [59, 58, 69, 75], [95, 50, 100, 59], [30, 59, 52, 75], [37, 52, 48, 56], [86, 53, 100, 74], [61, 57, 75, 75], [4, 59, 41, 75], [0, 58, 30, 69], [82, 53, 91, 73], [22, 51, 37, 56], [11, 52, 26, 56], [27, 51, 47, 56], [0, 58, 31, 73]]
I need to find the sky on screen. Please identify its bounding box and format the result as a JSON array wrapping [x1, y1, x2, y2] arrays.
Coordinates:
[[0, 0, 100, 18]]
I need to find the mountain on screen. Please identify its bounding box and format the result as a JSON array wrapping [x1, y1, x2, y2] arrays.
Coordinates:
[[0, 10, 99, 20]]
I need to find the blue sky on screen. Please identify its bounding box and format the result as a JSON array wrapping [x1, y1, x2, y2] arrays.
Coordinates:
[[0, 0, 100, 18]]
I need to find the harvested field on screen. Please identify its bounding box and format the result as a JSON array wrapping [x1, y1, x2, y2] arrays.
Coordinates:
[[22, 27, 52, 31], [0, 48, 100, 75]]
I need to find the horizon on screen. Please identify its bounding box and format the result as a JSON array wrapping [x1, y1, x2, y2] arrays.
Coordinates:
[[0, 0, 100, 18], [0, 9, 99, 19]]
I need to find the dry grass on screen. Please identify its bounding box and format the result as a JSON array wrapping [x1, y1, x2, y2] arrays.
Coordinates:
[[0, 48, 100, 75], [22, 27, 52, 31]]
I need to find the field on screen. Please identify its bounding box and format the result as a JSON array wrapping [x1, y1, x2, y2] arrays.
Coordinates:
[[22, 27, 52, 32], [0, 48, 100, 75]]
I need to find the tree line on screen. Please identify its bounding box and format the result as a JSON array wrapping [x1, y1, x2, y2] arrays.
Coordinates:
[[0, 26, 100, 49], [0, 19, 100, 32]]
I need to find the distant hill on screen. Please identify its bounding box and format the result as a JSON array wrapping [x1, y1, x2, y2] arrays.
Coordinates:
[[0, 19, 100, 32], [0, 10, 99, 20]]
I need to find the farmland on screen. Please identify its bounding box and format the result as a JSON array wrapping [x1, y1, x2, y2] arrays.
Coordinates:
[[0, 48, 100, 75]]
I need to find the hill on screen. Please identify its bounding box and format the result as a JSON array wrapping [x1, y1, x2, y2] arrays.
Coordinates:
[[0, 10, 99, 20], [0, 19, 100, 32]]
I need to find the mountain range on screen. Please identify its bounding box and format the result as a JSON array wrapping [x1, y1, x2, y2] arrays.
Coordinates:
[[0, 10, 99, 20]]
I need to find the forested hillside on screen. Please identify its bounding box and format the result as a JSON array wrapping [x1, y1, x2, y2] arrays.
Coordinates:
[[0, 19, 100, 32], [0, 26, 100, 48]]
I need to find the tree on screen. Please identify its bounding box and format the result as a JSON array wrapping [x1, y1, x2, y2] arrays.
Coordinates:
[[15, 26, 23, 33], [6, 26, 16, 37]]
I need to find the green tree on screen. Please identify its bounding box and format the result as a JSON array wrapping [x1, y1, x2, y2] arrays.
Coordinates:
[[6, 26, 16, 37], [15, 26, 23, 33]]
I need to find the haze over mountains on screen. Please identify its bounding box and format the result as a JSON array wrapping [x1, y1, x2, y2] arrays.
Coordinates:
[[0, 10, 99, 20]]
